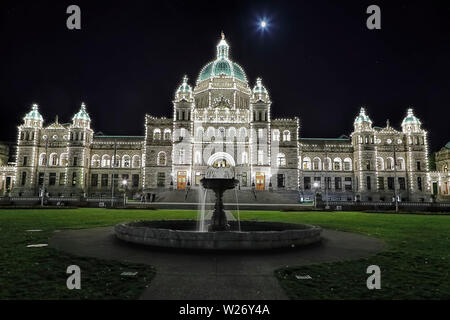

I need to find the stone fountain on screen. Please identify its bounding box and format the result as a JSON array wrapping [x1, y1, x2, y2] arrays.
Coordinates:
[[200, 166, 238, 231], [115, 164, 322, 250]]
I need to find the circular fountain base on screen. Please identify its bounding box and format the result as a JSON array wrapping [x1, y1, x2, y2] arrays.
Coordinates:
[[114, 220, 322, 251]]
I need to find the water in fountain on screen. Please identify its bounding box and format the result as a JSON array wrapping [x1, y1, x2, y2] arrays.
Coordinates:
[[197, 188, 208, 232], [234, 187, 241, 232]]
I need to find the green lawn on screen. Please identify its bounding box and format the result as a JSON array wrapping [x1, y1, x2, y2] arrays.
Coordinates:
[[1, 208, 449, 299], [0, 208, 198, 299], [232, 211, 450, 300]]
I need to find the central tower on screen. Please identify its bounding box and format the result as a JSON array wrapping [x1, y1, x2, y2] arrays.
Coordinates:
[[193, 32, 252, 109]]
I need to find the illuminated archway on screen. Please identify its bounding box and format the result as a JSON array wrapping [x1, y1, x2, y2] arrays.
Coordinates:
[[207, 152, 235, 167]]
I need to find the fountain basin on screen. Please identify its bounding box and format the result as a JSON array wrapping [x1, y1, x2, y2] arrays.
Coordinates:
[[115, 220, 322, 251]]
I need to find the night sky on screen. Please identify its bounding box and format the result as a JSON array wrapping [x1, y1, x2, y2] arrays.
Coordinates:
[[1, 0, 449, 152]]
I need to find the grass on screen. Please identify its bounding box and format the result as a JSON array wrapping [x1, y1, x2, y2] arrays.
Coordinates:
[[232, 211, 450, 300], [1, 208, 449, 299], [0, 208, 198, 299]]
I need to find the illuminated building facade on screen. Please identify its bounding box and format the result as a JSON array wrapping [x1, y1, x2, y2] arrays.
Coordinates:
[[0, 34, 438, 202]]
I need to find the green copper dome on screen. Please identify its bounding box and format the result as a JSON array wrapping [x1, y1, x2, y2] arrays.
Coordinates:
[[253, 78, 267, 93], [401, 108, 421, 126], [198, 61, 247, 82], [177, 75, 192, 93], [197, 33, 248, 83], [24, 104, 43, 121], [73, 103, 91, 121], [354, 107, 372, 125]]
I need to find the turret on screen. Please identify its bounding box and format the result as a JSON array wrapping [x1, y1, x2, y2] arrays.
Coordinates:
[[251, 78, 270, 104], [23, 104, 43, 128], [72, 102, 91, 129], [353, 107, 373, 132], [401, 108, 422, 133], [174, 75, 193, 103]]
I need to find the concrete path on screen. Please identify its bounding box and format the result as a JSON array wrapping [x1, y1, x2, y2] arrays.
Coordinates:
[[49, 227, 384, 300]]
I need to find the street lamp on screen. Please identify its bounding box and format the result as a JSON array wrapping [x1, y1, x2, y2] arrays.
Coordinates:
[[122, 179, 128, 207], [313, 181, 319, 208]]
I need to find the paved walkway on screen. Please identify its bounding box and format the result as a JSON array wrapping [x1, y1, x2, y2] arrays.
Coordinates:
[[49, 227, 384, 300]]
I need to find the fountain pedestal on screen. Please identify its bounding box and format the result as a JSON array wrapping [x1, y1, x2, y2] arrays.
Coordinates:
[[200, 177, 238, 232], [210, 187, 230, 231]]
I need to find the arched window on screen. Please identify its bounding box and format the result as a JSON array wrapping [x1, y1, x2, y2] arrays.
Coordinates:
[[178, 149, 185, 164], [228, 127, 236, 140], [333, 158, 342, 171], [39, 153, 47, 166], [101, 155, 111, 168], [443, 164, 448, 172], [122, 155, 131, 168], [303, 157, 311, 170], [272, 129, 280, 141], [91, 154, 100, 168], [60, 153, 69, 167], [397, 157, 405, 171], [258, 150, 264, 165], [313, 157, 321, 171], [194, 151, 202, 164], [180, 128, 186, 139], [239, 127, 247, 139], [344, 158, 352, 171], [153, 128, 161, 140], [242, 151, 248, 165], [196, 127, 204, 139], [164, 129, 171, 140], [282, 130, 291, 142], [132, 155, 140, 168], [376, 157, 384, 170], [112, 155, 120, 168], [207, 127, 215, 139], [386, 157, 394, 170], [323, 157, 332, 171], [277, 153, 286, 167], [218, 127, 225, 138], [158, 151, 167, 166], [49, 153, 58, 166]]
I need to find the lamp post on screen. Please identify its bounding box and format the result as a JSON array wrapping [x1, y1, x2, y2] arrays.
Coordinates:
[[325, 151, 330, 210], [122, 179, 127, 207], [110, 140, 117, 208], [237, 173, 241, 190], [313, 181, 319, 208], [41, 137, 48, 207], [393, 144, 399, 213]]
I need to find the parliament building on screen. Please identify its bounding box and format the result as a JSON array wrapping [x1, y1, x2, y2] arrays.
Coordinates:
[[1, 33, 448, 203]]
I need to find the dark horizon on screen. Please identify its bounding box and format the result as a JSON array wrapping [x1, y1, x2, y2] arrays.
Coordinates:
[[1, 0, 449, 152]]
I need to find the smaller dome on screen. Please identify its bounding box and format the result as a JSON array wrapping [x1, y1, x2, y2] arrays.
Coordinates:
[[177, 75, 192, 94], [24, 104, 43, 121], [445, 141, 450, 149], [253, 78, 267, 94], [402, 108, 421, 126], [73, 103, 91, 121], [354, 107, 372, 125]]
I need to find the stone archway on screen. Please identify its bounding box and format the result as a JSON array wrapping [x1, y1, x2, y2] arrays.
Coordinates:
[[207, 152, 235, 167]]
